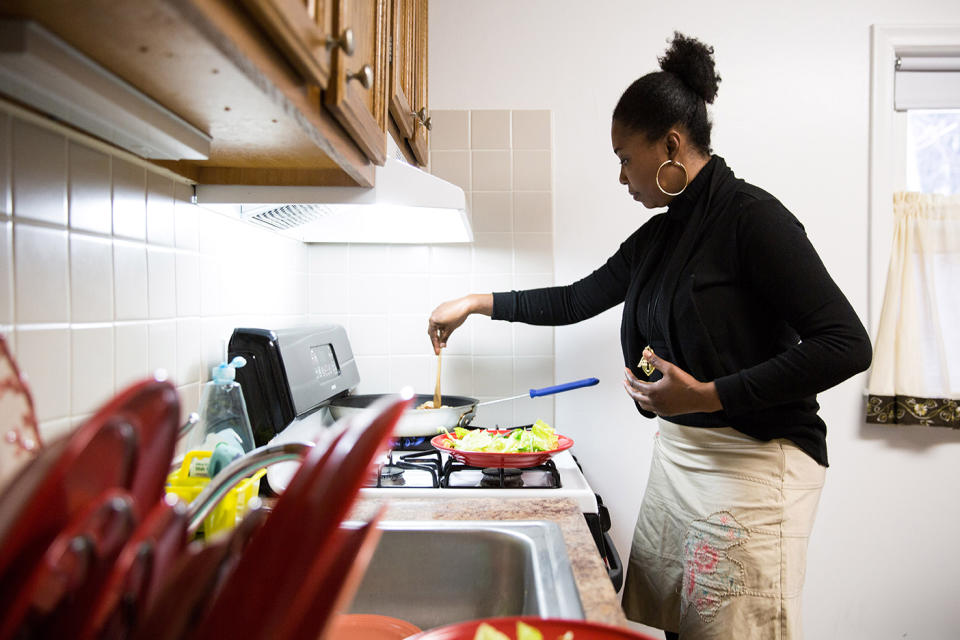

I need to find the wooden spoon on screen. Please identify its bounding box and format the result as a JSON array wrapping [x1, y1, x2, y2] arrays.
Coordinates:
[[432, 349, 442, 409]]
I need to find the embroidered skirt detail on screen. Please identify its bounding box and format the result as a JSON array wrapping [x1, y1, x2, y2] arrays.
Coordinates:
[[621, 419, 825, 640]]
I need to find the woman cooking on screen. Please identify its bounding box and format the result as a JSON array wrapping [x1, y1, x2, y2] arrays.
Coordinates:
[[426, 32, 872, 640]]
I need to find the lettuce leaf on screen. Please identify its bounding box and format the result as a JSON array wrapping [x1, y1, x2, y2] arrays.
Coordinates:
[[448, 421, 560, 453]]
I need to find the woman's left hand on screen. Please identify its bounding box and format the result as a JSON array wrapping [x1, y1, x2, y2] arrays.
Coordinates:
[[623, 348, 723, 416]]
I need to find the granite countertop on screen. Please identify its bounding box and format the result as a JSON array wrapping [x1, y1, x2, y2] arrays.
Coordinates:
[[348, 496, 628, 628]]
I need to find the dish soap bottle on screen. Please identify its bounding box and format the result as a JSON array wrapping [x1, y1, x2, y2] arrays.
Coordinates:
[[186, 356, 256, 459]]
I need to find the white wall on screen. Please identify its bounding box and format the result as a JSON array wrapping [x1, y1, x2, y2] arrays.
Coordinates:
[[429, 1, 960, 638]]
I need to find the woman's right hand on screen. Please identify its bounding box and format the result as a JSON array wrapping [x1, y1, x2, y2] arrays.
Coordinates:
[[427, 294, 493, 354]]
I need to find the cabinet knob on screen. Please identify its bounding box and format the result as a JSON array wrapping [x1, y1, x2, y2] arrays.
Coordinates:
[[325, 28, 355, 56], [413, 107, 432, 131], [348, 64, 374, 90]]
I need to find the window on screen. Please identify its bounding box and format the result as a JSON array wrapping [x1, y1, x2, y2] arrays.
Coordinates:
[[868, 25, 960, 333], [906, 109, 960, 195], [866, 27, 960, 427]]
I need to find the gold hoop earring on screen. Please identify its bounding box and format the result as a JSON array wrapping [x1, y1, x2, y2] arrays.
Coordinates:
[[656, 159, 688, 197]]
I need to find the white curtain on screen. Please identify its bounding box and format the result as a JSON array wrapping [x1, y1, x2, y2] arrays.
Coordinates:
[[866, 192, 960, 427]]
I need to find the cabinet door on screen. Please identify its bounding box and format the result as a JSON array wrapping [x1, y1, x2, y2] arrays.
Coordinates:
[[408, 0, 428, 165], [388, 0, 416, 140], [241, 0, 335, 88], [325, 0, 388, 165]]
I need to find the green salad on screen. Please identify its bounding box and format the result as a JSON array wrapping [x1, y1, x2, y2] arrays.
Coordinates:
[[442, 420, 561, 453]]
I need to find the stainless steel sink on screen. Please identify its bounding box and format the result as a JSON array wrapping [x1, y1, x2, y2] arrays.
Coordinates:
[[346, 520, 585, 630]]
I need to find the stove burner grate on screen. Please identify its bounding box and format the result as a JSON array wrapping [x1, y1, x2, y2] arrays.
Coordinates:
[[369, 450, 442, 488], [440, 458, 561, 489]]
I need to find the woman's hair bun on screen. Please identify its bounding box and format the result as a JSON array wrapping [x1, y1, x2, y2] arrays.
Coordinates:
[[658, 31, 721, 104]]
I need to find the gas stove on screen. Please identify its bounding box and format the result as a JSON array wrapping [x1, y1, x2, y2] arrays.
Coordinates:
[[359, 448, 599, 516]]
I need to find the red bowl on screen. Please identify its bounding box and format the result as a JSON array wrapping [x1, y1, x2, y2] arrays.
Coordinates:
[[405, 617, 659, 640], [430, 430, 574, 469], [326, 613, 421, 640]]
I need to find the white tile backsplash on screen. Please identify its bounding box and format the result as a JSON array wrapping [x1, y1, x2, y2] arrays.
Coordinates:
[[113, 240, 149, 320], [428, 273, 472, 308], [176, 317, 201, 385], [471, 191, 512, 232], [147, 247, 177, 319], [309, 272, 351, 314], [471, 110, 511, 149], [2, 104, 554, 435], [146, 173, 176, 247], [388, 354, 435, 393], [173, 187, 199, 250], [472, 232, 513, 274], [309, 243, 349, 274], [348, 243, 392, 274], [175, 252, 201, 316], [148, 320, 177, 383], [350, 314, 390, 355], [70, 234, 114, 323], [111, 158, 146, 240], [472, 318, 514, 356], [14, 223, 69, 324], [354, 355, 391, 393], [511, 110, 552, 150], [429, 243, 473, 274], [0, 113, 9, 215], [16, 327, 71, 422], [471, 150, 511, 191], [473, 356, 515, 397], [389, 314, 432, 356], [388, 245, 431, 273], [0, 218, 12, 325], [68, 142, 112, 235], [349, 274, 391, 314], [514, 232, 553, 273], [71, 325, 114, 415], [514, 191, 552, 232], [514, 322, 554, 357], [428, 110, 469, 151], [429, 151, 470, 192], [513, 149, 552, 191], [12, 120, 67, 226], [387, 274, 431, 314], [114, 322, 148, 390]]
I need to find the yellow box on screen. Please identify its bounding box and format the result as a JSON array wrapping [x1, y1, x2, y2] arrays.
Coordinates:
[[166, 449, 266, 538]]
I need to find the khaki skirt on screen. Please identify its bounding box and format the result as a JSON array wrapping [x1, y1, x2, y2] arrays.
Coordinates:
[[621, 419, 825, 639]]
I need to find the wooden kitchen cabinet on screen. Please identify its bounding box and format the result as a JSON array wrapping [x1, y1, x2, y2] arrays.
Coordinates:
[[324, 0, 389, 166], [239, 0, 336, 90], [388, 0, 429, 166], [0, 0, 421, 187], [245, 0, 389, 166]]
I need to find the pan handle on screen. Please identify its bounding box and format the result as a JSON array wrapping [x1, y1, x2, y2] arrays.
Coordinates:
[[529, 377, 599, 397], [456, 408, 476, 427]]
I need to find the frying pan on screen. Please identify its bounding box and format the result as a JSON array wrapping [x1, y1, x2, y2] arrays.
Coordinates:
[[328, 377, 598, 437]]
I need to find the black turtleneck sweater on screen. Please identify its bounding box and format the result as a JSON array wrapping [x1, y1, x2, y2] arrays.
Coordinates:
[[492, 156, 872, 466]]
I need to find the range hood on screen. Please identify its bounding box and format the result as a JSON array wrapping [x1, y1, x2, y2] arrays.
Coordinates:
[[196, 147, 472, 244]]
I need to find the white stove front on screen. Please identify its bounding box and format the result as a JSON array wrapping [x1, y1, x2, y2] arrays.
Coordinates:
[[359, 450, 599, 515]]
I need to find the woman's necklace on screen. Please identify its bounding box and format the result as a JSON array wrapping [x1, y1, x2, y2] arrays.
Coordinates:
[[639, 222, 677, 377], [639, 264, 667, 377], [639, 347, 655, 376]]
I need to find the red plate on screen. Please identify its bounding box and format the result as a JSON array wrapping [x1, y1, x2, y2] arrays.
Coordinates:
[[405, 616, 659, 640], [431, 430, 574, 469]]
